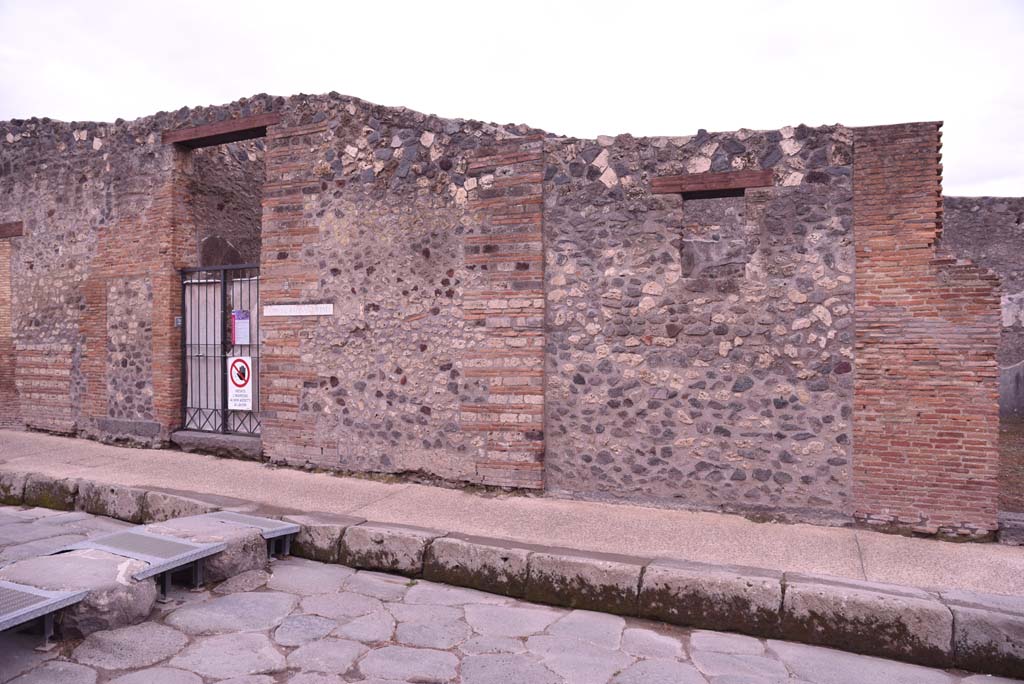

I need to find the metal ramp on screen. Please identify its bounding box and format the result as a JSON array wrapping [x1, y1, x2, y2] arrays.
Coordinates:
[[57, 529, 226, 599], [0, 579, 87, 649], [197, 511, 299, 556]]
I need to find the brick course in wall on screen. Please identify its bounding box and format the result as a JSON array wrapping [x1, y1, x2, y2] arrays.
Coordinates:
[[852, 123, 1002, 537], [462, 135, 546, 488], [0, 237, 16, 427]]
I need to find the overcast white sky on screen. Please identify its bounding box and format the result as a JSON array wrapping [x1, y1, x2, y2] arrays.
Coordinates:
[[0, 0, 1021, 196]]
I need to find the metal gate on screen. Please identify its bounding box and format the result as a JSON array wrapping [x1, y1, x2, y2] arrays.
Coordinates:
[[181, 265, 260, 435]]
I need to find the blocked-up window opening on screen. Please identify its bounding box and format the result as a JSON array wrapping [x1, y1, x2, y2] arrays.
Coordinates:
[[678, 193, 748, 292]]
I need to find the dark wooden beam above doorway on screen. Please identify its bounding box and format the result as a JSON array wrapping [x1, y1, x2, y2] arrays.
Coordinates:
[[161, 112, 282, 148]]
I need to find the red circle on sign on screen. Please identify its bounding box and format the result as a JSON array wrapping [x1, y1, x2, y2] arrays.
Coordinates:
[[229, 358, 251, 388]]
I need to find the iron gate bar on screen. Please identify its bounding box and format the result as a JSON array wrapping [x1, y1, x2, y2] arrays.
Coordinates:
[[181, 264, 261, 435]]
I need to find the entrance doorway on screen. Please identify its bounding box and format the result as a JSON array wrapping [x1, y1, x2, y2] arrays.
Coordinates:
[[181, 265, 260, 434]]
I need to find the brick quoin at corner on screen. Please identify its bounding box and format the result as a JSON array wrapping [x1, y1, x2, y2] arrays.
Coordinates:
[[1, 92, 1021, 541]]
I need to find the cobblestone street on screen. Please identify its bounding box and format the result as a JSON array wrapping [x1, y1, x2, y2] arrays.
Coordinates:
[[2, 507, 1020, 684]]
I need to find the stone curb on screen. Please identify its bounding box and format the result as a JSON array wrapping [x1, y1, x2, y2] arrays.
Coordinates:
[[3, 471, 1022, 679]]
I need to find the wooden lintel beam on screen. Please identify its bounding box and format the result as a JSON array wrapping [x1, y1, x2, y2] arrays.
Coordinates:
[[0, 221, 23, 238], [162, 112, 282, 148], [651, 169, 774, 195]]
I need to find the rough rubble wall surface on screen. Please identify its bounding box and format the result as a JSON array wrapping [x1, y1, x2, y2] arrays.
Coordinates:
[[852, 124, 1002, 536], [543, 126, 856, 520], [0, 98, 276, 443], [942, 196, 1024, 513], [191, 140, 265, 265], [257, 95, 547, 487]]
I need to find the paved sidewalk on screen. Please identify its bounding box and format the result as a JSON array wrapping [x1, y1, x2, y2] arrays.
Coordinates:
[[2, 430, 1023, 596]]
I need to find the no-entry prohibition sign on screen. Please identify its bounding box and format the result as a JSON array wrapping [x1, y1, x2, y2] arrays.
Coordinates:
[[227, 356, 253, 411]]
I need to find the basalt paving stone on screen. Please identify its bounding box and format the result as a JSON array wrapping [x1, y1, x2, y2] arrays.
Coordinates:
[[395, 616, 471, 648], [459, 635, 528, 655], [164, 591, 297, 634], [611, 659, 709, 684], [342, 570, 411, 601], [690, 629, 766, 655], [691, 650, 791, 679], [768, 640, 959, 684], [285, 637, 368, 674], [105, 668, 203, 684], [212, 568, 270, 594], [402, 580, 508, 606], [547, 609, 626, 649], [273, 613, 336, 647], [72, 622, 188, 669], [461, 654, 563, 684], [620, 627, 684, 658], [525, 634, 634, 684], [301, 591, 384, 620], [8, 661, 97, 684], [358, 645, 459, 682], [333, 609, 396, 643], [288, 674, 345, 684], [168, 632, 285, 679], [266, 557, 353, 595], [388, 602, 463, 625], [465, 603, 565, 637]]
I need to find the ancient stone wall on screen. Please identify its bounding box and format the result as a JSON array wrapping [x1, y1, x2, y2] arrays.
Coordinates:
[[542, 126, 856, 521], [0, 94, 1008, 533], [942, 196, 1024, 514], [257, 95, 546, 488], [0, 97, 276, 444], [852, 124, 1002, 536]]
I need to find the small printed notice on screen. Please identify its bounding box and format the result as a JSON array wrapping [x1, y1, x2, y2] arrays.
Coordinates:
[[231, 310, 251, 345], [227, 356, 253, 411]]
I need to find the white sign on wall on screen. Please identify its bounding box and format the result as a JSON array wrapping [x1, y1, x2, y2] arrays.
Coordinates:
[[227, 356, 253, 411]]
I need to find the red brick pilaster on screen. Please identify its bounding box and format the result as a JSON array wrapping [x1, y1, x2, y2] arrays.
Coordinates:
[[852, 123, 1002, 537], [462, 135, 546, 489]]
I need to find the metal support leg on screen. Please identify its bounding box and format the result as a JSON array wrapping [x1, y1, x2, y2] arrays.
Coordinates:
[[267, 539, 274, 558], [157, 572, 171, 603], [34, 613, 57, 652], [282, 534, 292, 557], [192, 559, 205, 589]]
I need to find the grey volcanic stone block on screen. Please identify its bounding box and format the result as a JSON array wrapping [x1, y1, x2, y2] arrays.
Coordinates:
[[284, 512, 366, 563], [0, 470, 27, 505], [942, 589, 1024, 678], [0, 549, 158, 638], [72, 622, 188, 669], [781, 573, 953, 667], [524, 546, 646, 616], [424, 533, 532, 598], [639, 559, 782, 637], [23, 473, 78, 510], [340, 522, 444, 576], [143, 490, 220, 522], [171, 430, 263, 461], [147, 515, 267, 583], [76, 481, 148, 524]]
